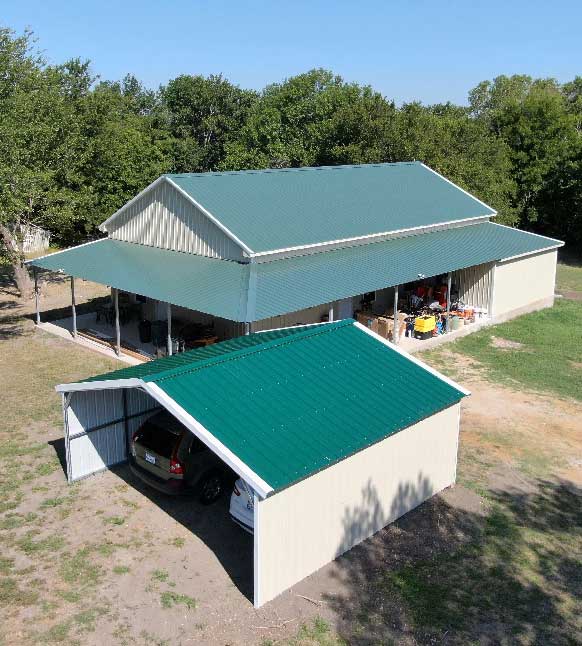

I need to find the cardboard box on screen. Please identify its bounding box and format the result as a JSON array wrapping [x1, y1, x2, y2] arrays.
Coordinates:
[[356, 311, 379, 333]]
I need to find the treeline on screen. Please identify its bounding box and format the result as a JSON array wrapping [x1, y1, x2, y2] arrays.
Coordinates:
[[1, 28, 581, 294]]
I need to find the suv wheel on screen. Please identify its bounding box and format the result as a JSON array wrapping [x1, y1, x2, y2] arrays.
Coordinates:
[[199, 472, 223, 505]]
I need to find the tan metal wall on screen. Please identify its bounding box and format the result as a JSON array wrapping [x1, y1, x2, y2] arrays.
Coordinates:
[[453, 262, 494, 310], [492, 249, 557, 318], [105, 180, 245, 260], [254, 403, 461, 606]]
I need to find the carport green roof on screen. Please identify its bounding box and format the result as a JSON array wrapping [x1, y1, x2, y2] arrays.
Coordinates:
[[164, 162, 496, 253], [29, 223, 563, 322], [58, 320, 468, 494]]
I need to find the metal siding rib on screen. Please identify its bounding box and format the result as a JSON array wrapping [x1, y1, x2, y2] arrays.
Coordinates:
[[107, 180, 244, 260]]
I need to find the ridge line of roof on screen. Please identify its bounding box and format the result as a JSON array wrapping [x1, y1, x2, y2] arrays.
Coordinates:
[[146, 320, 353, 384], [165, 161, 420, 180]]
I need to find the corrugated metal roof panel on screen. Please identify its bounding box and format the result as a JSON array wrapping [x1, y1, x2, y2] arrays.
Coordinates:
[[167, 162, 496, 253], [62, 320, 466, 492], [82, 324, 327, 383], [28, 238, 248, 321], [252, 223, 562, 319], [29, 223, 562, 323]]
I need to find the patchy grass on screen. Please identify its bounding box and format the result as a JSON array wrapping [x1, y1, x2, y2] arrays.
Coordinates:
[[151, 569, 170, 583], [0, 577, 40, 608], [59, 547, 104, 588], [103, 515, 125, 526], [160, 591, 197, 610], [112, 565, 130, 575], [17, 532, 66, 555], [448, 299, 582, 401], [39, 497, 65, 509], [263, 618, 345, 646], [557, 261, 582, 293]]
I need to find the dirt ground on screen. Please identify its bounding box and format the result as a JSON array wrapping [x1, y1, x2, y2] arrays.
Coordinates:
[[1, 271, 581, 645]]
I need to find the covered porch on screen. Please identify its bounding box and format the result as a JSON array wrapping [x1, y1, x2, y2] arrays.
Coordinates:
[[27, 221, 560, 363]]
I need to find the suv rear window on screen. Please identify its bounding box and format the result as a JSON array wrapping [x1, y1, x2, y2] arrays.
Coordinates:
[[135, 412, 184, 458]]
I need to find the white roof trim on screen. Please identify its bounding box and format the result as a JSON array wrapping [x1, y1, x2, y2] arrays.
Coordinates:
[[99, 176, 167, 232], [500, 246, 563, 263], [490, 222, 564, 262], [144, 382, 273, 499], [249, 216, 492, 260], [98, 176, 255, 256], [55, 378, 143, 393], [353, 321, 471, 397], [164, 177, 255, 256], [420, 163, 498, 216]]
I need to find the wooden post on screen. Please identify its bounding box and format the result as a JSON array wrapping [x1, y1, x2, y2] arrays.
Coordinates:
[[446, 272, 452, 333], [328, 303, 334, 322], [71, 277, 77, 338], [166, 302, 172, 356], [113, 288, 121, 356], [34, 269, 40, 325], [393, 285, 399, 344]]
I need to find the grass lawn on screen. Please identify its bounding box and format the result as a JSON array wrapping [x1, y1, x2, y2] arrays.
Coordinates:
[[557, 260, 582, 293], [457, 298, 581, 400], [426, 298, 582, 402]]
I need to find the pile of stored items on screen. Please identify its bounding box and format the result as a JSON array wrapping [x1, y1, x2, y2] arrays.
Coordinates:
[[355, 278, 487, 343]]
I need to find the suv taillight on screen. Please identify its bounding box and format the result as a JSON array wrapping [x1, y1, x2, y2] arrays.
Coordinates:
[[233, 484, 240, 496], [169, 457, 183, 475]]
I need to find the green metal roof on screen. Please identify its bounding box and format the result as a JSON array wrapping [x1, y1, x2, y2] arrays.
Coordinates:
[[82, 324, 327, 383], [166, 162, 496, 253], [251, 223, 563, 319], [29, 223, 562, 322], [61, 320, 467, 493], [29, 238, 249, 321]]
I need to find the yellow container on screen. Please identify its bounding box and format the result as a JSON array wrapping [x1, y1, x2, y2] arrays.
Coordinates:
[[414, 315, 436, 333]]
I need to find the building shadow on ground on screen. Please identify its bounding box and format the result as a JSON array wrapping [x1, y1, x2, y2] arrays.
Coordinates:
[[111, 463, 254, 602], [325, 477, 582, 645]]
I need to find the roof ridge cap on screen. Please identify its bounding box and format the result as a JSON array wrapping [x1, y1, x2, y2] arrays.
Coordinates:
[[166, 161, 418, 180], [145, 320, 354, 384]]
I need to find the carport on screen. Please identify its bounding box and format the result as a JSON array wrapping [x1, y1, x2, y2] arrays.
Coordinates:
[[56, 319, 468, 607]]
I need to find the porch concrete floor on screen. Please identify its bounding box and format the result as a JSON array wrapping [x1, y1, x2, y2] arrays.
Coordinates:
[[41, 312, 157, 365]]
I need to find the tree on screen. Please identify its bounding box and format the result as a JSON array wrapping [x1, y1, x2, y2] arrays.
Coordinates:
[[469, 75, 582, 241], [159, 74, 256, 172], [0, 29, 87, 297], [392, 102, 517, 223], [222, 69, 398, 170]]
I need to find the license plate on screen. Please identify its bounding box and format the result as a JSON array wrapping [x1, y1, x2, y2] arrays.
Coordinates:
[[144, 452, 156, 465], [246, 501, 253, 510]]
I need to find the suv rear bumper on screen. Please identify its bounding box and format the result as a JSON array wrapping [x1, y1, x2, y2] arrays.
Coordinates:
[[129, 459, 189, 496]]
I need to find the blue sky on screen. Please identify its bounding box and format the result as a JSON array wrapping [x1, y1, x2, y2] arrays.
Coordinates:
[[3, 0, 580, 104]]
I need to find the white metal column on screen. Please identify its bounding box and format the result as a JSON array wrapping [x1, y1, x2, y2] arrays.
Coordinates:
[[393, 285, 399, 344], [34, 269, 40, 325], [113, 288, 121, 356], [166, 302, 172, 356], [446, 272, 452, 333], [71, 277, 77, 338]]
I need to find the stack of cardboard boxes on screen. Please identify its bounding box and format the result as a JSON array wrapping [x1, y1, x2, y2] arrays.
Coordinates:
[[356, 311, 408, 342]]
